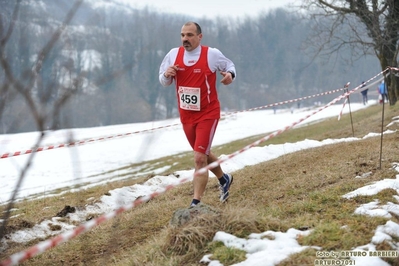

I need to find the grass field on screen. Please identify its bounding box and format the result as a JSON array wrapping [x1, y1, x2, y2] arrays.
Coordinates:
[[1, 103, 399, 265]]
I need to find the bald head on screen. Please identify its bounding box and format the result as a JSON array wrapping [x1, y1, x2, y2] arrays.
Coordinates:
[[181, 22, 203, 51]]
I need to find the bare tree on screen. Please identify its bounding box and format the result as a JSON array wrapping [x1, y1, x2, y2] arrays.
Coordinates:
[[0, 0, 83, 240], [300, 0, 399, 105]]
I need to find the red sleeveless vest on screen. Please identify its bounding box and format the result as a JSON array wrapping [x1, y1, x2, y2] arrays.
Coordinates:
[[173, 46, 220, 124]]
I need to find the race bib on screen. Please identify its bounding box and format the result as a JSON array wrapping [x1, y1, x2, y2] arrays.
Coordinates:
[[178, 86, 201, 111]]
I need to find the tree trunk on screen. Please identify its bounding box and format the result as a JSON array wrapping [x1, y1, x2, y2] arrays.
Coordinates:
[[378, 46, 398, 105]]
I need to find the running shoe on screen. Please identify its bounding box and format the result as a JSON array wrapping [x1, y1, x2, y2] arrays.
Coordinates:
[[219, 173, 233, 202]]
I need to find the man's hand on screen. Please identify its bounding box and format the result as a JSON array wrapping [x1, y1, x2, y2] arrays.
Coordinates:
[[164, 65, 179, 78], [220, 71, 233, 85]]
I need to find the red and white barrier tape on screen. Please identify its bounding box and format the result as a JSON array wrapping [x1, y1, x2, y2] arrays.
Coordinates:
[[0, 85, 348, 160], [199, 88, 356, 175], [0, 68, 390, 266], [0, 80, 357, 266], [337, 68, 389, 120], [224, 85, 348, 116], [0, 183, 181, 266], [203, 67, 390, 175], [1, 66, 394, 161], [0, 123, 181, 159]]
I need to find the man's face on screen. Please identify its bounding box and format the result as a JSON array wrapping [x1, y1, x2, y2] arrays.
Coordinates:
[[181, 24, 202, 51]]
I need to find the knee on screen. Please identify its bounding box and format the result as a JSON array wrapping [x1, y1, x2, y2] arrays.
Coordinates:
[[194, 152, 208, 168]]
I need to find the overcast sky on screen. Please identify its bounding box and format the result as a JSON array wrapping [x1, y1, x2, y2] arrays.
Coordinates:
[[116, 0, 296, 19]]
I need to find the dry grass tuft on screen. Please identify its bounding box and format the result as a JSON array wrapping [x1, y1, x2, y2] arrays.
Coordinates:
[[218, 205, 263, 236], [164, 212, 221, 255], [163, 203, 262, 257]]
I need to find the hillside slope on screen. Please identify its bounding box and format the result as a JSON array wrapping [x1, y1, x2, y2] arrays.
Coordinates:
[[1, 103, 399, 265]]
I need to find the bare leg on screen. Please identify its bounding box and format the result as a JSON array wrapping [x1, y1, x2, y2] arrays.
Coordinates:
[[193, 151, 226, 201], [193, 151, 209, 201], [208, 152, 224, 179]]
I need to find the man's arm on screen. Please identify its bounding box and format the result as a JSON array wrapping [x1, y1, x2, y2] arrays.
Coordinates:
[[159, 58, 173, 87], [208, 48, 236, 85], [159, 48, 179, 87]]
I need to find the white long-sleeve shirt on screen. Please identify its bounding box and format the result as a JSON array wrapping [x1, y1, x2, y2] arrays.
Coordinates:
[[159, 45, 236, 86]]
